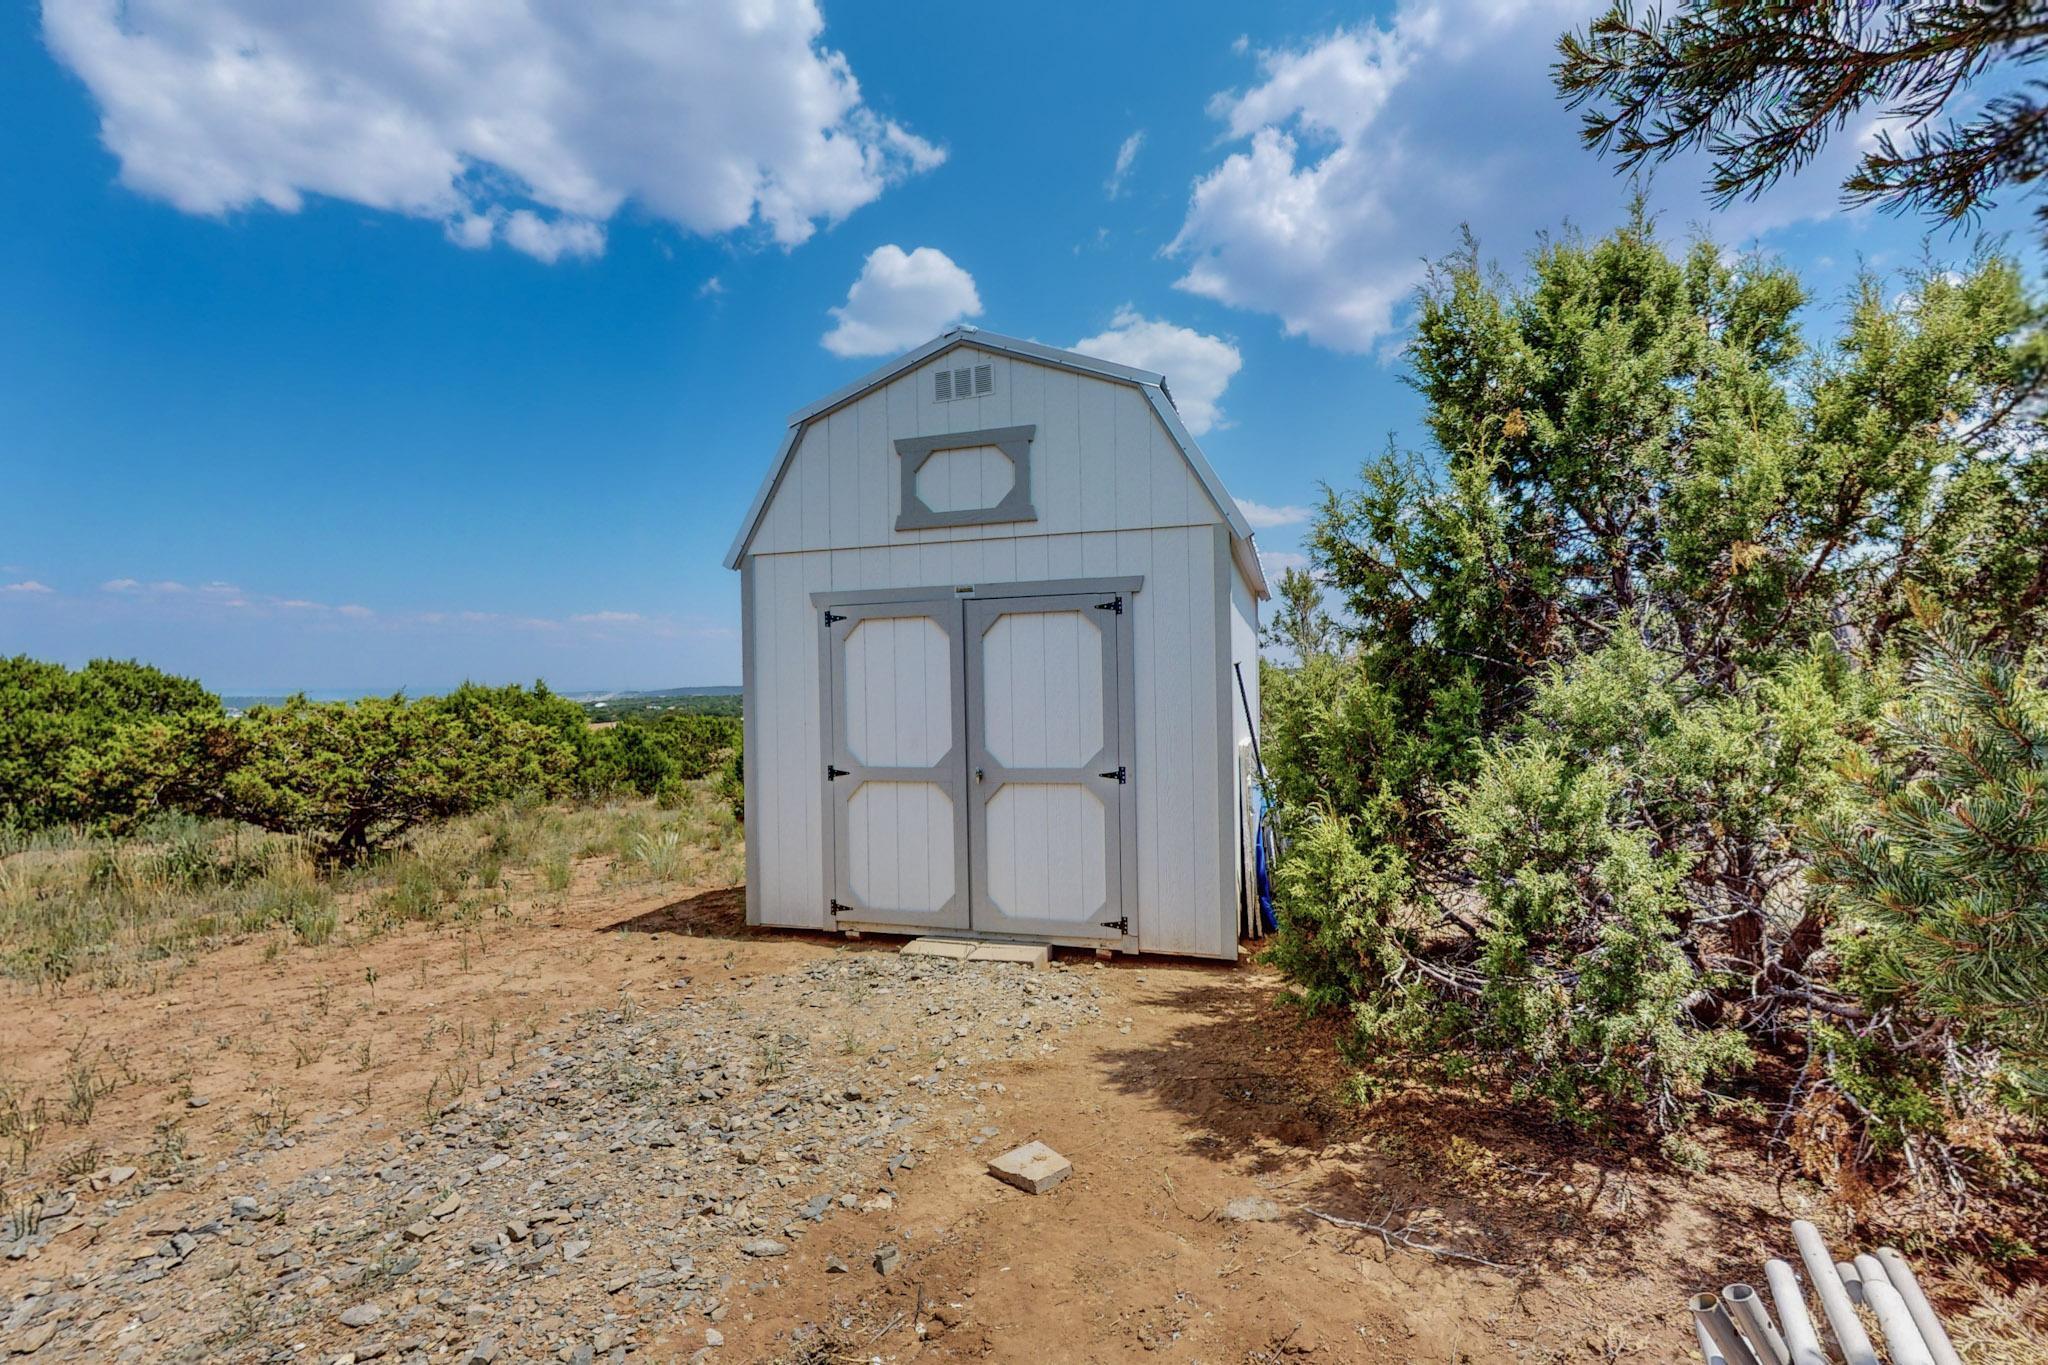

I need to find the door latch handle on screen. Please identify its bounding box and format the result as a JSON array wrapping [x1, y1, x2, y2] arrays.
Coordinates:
[[975, 767, 985, 782]]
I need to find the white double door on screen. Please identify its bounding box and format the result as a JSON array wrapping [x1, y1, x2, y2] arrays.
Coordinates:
[[822, 588, 1128, 941]]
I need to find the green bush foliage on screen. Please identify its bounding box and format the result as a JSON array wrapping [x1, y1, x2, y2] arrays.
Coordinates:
[[1264, 211, 2047, 1183], [0, 657, 224, 829], [0, 662, 742, 864], [223, 694, 577, 863], [713, 744, 744, 825], [583, 714, 740, 798]]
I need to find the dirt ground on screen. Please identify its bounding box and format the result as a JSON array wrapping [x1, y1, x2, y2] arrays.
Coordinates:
[[0, 865, 1950, 1363]]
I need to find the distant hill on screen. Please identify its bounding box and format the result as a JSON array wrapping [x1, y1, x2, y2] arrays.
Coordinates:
[[568, 686, 742, 719], [223, 684, 742, 719], [560, 685, 741, 704]]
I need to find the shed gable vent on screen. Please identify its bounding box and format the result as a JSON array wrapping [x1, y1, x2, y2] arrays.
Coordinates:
[[933, 361, 995, 402]]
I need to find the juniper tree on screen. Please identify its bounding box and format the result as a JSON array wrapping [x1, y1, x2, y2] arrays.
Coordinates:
[[1263, 213, 2048, 1167], [0, 657, 223, 829], [221, 694, 577, 863]]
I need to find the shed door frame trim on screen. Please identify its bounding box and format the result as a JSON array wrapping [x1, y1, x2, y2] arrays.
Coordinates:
[[820, 597, 973, 930], [814, 574, 1141, 947], [964, 592, 1125, 941], [810, 576, 1142, 609]]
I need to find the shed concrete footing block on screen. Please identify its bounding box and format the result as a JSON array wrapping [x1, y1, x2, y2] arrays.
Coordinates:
[[987, 1141, 1072, 1194], [966, 943, 1050, 968], [901, 938, 975, 959]]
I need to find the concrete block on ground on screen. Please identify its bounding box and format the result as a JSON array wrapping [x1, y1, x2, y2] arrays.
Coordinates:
[[987, 1141, 1072, 1195], [902, 938, 975, 959], [966, 942, 1050, 968]]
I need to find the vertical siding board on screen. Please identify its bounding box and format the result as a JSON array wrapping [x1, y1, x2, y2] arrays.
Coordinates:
[[741, 558, 760, 924], [1014, 535, 1050, 582], [1040, 369, 1080, 537], [1154, 528, 1196, 953], [799, 415, 831, 552], [1074, 378, 1114, 535], [1117, 534, 1161, 949], [865, 388, 894, 546], [1152, 402, 1193, 528], [1199, 526, 1232, 956], [1112, 389, 1150, 533]]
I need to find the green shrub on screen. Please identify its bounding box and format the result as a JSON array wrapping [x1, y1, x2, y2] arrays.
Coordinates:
[[223, 694, 576, 863], [1262, 212, 2045, 1174], [1264, 816, 1414, 1015], [713, 744, 744, 825], [583, 726, 674, 797], [1, 656, 227, 830]]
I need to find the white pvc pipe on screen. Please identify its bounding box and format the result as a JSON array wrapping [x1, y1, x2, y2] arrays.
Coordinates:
[[1696, 1318, 1728, 1365], [1856, 1252, 1935, 1365], [1691, 1294, 1763, 1365], [1792, 1220, 1879, 1365], [1837, 1260, 1865, 1304], [1723, 1282, 1790, 1365], [1875, 1246, 1962, 1365], [1765, 1258, 1829, 1365]]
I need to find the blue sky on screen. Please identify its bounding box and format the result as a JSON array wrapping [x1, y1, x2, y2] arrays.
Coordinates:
[[2, 1, 2032, 693]]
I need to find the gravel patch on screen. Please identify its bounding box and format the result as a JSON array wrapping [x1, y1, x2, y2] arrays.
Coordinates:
[[1, 952, 1103, 1363]]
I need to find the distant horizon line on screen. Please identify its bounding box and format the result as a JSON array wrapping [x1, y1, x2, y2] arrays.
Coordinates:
[[217, 683, 743, 702]]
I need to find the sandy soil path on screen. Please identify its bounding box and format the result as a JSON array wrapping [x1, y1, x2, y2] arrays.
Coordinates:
[[1, 874, 1835, 1363]]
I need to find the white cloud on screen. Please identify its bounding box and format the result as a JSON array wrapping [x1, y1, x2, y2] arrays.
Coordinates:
[[1071, 309, 1242, 435], [822, 245, 981, 357], [65, 571, 718, 641], [1168, 1, 1866, 353], [1106, 131, 1145, 198], [2, 580, 54, 595], [42, 0, 943, 260], [1237, 499, 1312, 530], [1258, 548, 1310, 575], [499, 209, 605, 263]]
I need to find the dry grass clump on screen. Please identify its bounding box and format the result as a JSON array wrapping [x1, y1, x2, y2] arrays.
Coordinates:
[[1946, 1263, 2048, 1365], [0, 783, 741, 994], [0, 815, 326, 991]]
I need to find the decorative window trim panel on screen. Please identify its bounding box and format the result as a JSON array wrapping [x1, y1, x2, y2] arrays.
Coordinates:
[[895, 425, 1037, 531]]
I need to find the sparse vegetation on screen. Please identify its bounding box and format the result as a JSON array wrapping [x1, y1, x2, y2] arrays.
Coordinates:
[[0, 789, 739, 992]]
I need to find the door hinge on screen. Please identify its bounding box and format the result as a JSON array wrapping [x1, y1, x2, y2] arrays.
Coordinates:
[[1093, 596, 1123, 615], [1100, 915, 1130, 935], [1098, 765, 1127, 783], [826, 764, 849, 781], [830, 899, 852, 916], [823, 609, 847, 625]]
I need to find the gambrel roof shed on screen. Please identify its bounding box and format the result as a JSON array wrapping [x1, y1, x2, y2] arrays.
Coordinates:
[[728, 326, 1269, 959]]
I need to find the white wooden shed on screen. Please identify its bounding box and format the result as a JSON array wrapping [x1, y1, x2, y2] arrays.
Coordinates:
[[725, 326, 1269, 959]]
